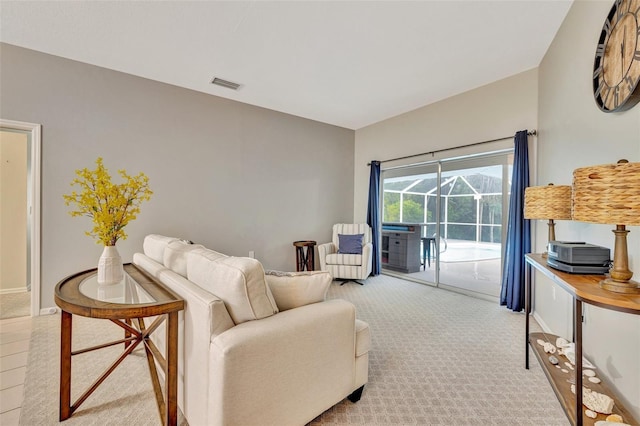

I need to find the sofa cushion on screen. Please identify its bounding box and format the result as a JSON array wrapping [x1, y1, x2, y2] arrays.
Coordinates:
[[326, 253, 362, 266], [338, 233, 364, 254], [187, 251, 278, 324], [264, 270, 332, 311], [163, 241, 207, 277], [143, 234, 180, 264]]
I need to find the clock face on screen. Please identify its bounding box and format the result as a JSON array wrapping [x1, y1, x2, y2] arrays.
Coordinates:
[[593, 0, 640, 112]]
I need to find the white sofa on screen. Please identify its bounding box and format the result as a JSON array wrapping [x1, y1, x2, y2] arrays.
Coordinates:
[[133, 234, 370, 426]]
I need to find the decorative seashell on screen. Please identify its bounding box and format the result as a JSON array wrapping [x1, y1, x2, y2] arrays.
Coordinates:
[[555, 365, 561, 369], [564, 361, 574, 370], [605, 414, 624, 423], [548, 355, 559, 365], [556, 337, 570, 348], [561, 368, 569, 373], [537, 339, 546, 346], [584, 369, 596, 377], [589, 377, 602, 384], [543, 342, 557, 354], [585, 409, 597, 419]]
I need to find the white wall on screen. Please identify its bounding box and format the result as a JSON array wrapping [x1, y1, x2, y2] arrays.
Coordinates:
[[537, 0, 640, 419], [354, 69, 538, 221], [0, 130, 28, 293], [0, 43, 355, 310]]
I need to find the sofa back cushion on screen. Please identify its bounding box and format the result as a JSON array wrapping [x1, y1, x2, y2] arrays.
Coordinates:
[[163, 241, 208, 277], [143, 234, 179, 264], [187, 250, 278, 324]]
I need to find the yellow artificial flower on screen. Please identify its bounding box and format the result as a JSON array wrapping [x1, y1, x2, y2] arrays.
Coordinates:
[[63, 158, 152, 246]]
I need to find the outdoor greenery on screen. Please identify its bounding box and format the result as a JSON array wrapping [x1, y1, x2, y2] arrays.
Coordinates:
[[383, 172, 504, 243]]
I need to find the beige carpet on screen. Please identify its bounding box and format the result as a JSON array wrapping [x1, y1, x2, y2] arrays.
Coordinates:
[[0, 291, 30, 320], [20, 274, 568, 425]]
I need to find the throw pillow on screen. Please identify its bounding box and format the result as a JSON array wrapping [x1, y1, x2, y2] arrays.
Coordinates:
[[264, 270, 332, 311], [338, 233, 364, 254]]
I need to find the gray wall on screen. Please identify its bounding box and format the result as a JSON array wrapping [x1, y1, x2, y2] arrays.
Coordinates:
[[536, 0, 640, 418], [0, 43, 354, 309]]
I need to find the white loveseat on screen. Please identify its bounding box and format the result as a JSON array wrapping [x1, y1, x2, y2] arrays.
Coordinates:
[[133, 234, 370, 426]]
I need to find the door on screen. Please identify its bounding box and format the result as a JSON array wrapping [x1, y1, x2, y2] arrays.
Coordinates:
[[380, 151, 512, 299], [0, 120, 41, 317]]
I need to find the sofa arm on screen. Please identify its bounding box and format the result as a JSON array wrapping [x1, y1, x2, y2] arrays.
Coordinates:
[[209, 299, 358, 426], [317, 242, 336, 271], [133, 253, 235, 426], [264, 270, 332, 311]]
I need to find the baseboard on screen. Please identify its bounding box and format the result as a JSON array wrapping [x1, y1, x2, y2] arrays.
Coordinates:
[[39, 307, 59, 316], [0, 288, 29, 295], [532, 310, 553, 334]]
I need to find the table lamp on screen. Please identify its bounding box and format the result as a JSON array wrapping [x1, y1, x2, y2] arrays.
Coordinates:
[[572, 159, 640, 294], [524, 183, 572, 256]]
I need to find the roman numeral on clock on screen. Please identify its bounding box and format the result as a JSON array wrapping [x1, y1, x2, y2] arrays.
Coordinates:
[[593, 65, 604, 80], [624, 75, 636, 91]]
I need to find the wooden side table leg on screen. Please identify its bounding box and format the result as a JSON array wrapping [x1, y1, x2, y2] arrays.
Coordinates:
[[124, 319, 132, 350], [166, 311, 179, 426], [60, 310, 72, 421], [306, 246, 314, 271]]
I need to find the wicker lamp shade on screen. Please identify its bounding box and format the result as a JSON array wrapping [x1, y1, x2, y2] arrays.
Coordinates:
[[572, 160, 640, 226], [572, 160, 640, 294], [524, 184, 572, 220]]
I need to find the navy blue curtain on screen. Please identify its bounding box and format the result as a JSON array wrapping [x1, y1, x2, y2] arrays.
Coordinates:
[[500, 131, 531, 312], [367, 161, 381, 275]]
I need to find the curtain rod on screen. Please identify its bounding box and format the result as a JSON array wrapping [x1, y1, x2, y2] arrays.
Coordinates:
[[367, 130, 537, 166]]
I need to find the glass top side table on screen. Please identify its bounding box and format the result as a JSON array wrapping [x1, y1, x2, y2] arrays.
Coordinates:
[[55, 263, 184, 425]]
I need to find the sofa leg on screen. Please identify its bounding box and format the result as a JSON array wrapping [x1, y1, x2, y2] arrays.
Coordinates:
[[347, 385, 364, 403]]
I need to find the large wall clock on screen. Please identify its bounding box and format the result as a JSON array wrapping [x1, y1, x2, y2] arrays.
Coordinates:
[[593, 0, 640, 112]]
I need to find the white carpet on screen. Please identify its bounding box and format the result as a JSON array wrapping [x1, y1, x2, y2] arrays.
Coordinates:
[[20, 274, 568, 425]]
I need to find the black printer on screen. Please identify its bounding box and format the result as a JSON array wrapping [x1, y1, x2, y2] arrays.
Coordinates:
[[546, 241, 610, 274]]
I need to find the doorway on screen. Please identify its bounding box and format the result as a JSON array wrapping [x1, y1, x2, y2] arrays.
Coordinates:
[[0, 120, 41, 318], [381, 151, 512, 300]]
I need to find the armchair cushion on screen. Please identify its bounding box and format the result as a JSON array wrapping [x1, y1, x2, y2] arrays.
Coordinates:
[[338, 233, 364, 254], [326, 253, 363, 266], [264, 270, 332, 311]]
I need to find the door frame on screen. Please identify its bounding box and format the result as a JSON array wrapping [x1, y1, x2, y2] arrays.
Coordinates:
[[1, 119, 41, 317]]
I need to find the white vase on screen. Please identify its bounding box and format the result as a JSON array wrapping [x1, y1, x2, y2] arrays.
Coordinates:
[[97, 245, 124, 284]]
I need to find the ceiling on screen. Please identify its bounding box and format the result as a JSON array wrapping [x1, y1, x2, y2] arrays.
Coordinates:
[[0, 1, 574, 130]]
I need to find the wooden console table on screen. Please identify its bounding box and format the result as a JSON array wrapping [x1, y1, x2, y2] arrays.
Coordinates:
[[524, 254, 639, 426], [55, 263, 184, 425]]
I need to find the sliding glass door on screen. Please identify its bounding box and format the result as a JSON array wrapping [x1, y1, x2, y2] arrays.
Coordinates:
[[381, 152, 512, 298]]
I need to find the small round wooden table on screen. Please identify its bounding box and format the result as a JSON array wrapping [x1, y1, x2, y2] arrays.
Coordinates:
[[293, 240, 316, 271]]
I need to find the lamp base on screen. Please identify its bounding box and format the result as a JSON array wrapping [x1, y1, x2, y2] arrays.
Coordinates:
[[600, 278, 640, 294]]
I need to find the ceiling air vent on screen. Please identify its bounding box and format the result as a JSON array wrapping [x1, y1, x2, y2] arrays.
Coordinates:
[[210, 77, 242, 90]]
